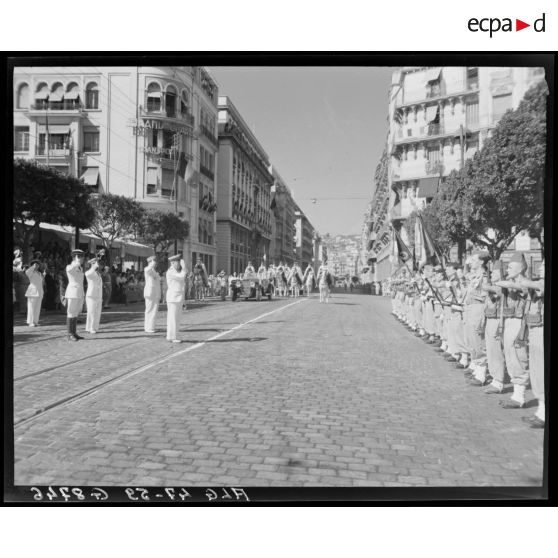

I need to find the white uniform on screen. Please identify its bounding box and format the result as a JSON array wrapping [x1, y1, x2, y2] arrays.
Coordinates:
[[65, 262, 85, 318], [25, 268, 44, 325], [85, 267, 103, 332], [144, 265, 161, 332], [165, 266, 187, 340]]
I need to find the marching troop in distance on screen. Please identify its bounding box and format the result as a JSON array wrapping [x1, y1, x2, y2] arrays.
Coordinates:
[[387, 250, 545, 430], [16, 248, 336, 345]]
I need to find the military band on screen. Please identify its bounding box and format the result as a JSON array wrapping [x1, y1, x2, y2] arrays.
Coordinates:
[[389, 250, 545, 429]]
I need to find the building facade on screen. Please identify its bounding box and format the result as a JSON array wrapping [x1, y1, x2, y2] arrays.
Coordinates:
[[216, 96, 273, 274], [382, 66, 545, 276], [294, 206, 318, 271], [269, 166, 296, 266], [13, 66, 219, 271]]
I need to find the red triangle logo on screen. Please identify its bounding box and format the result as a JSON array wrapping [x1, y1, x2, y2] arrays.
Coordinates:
[[516, 19, 530, 31]]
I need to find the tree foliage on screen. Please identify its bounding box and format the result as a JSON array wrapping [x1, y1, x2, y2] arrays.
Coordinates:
[[428, 80, 547, 261], [13, 158, 95, 260], [88, 194, 145, 257], [137, 210, 190, 254]]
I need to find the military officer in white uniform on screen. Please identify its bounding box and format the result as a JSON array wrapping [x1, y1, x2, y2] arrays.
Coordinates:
[[25, 259, 44, 326], [65, 249, 85, 341], [144, 255, 161, 333], [166, 255, 187, 343], [85, 257, 103, 334]]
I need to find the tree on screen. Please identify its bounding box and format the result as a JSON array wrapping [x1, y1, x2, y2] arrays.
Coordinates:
[[13, 159, 95, 261], [431, 80, 548, 262], [461, 81, 547, 260], [88, 194, 145, 264], [138, 210, 190, 254]]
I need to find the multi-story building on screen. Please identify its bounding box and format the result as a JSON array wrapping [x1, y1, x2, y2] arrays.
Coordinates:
[[269, 166, 296, 266], [216, 96, 273, 274], [294, 206, 318, 271], [384, 66, 545, 274], [13, 66, 219, 271]]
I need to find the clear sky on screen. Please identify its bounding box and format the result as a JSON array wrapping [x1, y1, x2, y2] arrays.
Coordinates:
[[208, 66, 394, 237]]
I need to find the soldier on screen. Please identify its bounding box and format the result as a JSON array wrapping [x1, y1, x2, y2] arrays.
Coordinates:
[[244, 260, 256, 275], [143, 255, 161, 334], [165, 255, 187, 343], [257, 261, 267, 278], [463, 251, 490, 384], [445, 264, 467, 364], [316, 260, 332, 303], [302, 264, 315, 297], [217, 270, 228, 301], [520, 260, 545, 428], [481, 265, 507, 394], [65, 249, 85, 342], [85, 257, 103, 334], [102, 265, 112, 309], [24, 259, 44, 327], [436, 265, 456, 353], [494, 252, 529, 408], [289, 261, 303, 298]]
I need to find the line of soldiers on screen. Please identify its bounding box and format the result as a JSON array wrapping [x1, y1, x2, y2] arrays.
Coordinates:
[[389, 251, 545, 429]]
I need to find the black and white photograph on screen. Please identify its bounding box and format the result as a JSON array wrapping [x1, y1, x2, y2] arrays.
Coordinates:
[[5, 55, 551, 502]]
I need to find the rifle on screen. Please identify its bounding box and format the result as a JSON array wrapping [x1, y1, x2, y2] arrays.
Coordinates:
[[514, 266, 532, 348], [495, 260, 506, 340], [423, 275, 443, 306]]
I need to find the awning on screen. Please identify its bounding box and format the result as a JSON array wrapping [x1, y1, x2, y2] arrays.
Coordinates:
[[425, 104, 439, 123], [417, 177, 439, 198], [147, 91, 163, 98], [49, 92, 63, 102], [34, 91, 49, 100], [80, 167, 99, 186], [64, 91, 80, 100], [38, 124, 70, 135], [425, 67, 442, 82]]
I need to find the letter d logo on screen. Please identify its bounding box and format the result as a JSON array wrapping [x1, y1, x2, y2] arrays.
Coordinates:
[[534, 13, 545, 32]]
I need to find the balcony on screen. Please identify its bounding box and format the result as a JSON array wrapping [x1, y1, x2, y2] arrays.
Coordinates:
[[424, 160, 444, 175], [36, 147, 71, 157], [200, 125, 218, 146], [27, 101, 83, 120], [394, 123, 446, 145], [199, 165, 215, 181], [139, 105, 195, 128]]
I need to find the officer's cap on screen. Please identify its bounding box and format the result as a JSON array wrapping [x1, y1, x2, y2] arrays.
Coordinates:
[[29, 259, 41, 266], [88, 257, 98, 264], [168, 254, 181, 262], [71, 249, 85, 257], [509, 252, 527, 268], [146, 255, 156, 263]]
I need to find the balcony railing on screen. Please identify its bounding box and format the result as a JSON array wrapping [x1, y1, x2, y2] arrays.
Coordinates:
[[36, 147, 71, 157], [199, 165, 215, 180], [140, 105, 195, 126], [200, 125, 218, 145], [425, 160, 444, 175], [395, 123, 445, 143], [30, 101, 83, 111]]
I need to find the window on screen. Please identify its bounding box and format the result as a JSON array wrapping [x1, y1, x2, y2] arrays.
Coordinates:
[[34, 82, 49, 109], [466, 67, 479, 90], [146, 82, 161, 112], [427, 146, 440, 164], [163, 130, 174, 150], [49, 82, 64, 110], [180, 90, 190, 116], [85, 82, 99, 109], [147, 167, 158, 195], [165, 85, 177, 118], [65, 83, 80, 109], [14, 127, 29, 152], [83, 128, 100, 152], [16, 83, 30, 109], [492, 93, 512, 123], [466, 100, 479, 127], [161, 168, 174, 197], [151, 129, 158, 148]]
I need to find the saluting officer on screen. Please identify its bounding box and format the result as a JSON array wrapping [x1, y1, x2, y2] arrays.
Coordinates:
[[494, 251, 529, 408], [166, 255, 187, 343], [65, 249, 85, 341], [25, 259, 44, 327], [85, 257, 103, 334], [144, 255, 161, 334], [520, 260, 545, 428]]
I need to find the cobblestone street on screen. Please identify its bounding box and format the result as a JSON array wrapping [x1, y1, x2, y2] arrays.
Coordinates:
[[12, 293, 544, 487]]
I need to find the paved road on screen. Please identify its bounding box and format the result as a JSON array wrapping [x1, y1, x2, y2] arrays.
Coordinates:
[[12, 293, 544, 487]]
